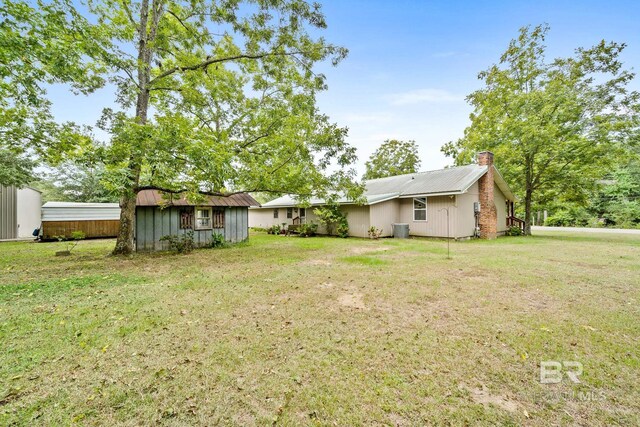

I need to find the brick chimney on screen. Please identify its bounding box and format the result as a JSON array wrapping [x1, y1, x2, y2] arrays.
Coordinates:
[[477, 151, 497, 239]]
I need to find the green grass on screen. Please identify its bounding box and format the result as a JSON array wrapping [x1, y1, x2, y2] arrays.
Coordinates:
[[1, 232, 639, 425]]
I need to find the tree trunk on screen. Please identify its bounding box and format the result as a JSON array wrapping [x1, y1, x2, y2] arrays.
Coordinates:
[[113, 193, 137, 254], [112, 0, 153, 255], [524, 184, 533, 236]]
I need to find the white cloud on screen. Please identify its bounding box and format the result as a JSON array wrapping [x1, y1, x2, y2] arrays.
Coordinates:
[[387, 89, 461, 106]]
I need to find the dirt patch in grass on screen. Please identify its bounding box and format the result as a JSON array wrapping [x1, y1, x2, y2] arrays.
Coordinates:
[[461, 384, 520, 413], [337, 292, 367, 310]]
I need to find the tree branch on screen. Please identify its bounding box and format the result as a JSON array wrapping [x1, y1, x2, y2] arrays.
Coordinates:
[[149, 50, 308, 85]]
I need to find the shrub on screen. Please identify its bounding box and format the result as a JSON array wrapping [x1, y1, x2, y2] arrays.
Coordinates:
[[505, 226, 523, 236], [336, 217, 349, 238], [266, 224, 281, 235], [314, 201, 348, 237], [160, 231, 195, 254], [210, 232, 226, 248], [298, 222, 318, 237], [367, 226, 383, 239]]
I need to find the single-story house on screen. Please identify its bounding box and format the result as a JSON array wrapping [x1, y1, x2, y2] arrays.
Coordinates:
[[249, 152, 519, 239], [41, 201, 121, 239], [0, 185, 42, 240], [135, 189, 259, 251]]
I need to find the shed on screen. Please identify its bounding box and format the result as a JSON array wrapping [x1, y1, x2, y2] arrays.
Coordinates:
[[1, 186, 42, 240], [41, 202, 121, 240], [135, 189, 259, 251]]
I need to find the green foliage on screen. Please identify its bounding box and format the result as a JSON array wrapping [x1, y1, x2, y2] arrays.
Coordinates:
[[363, 140, 421, 180], [336, 218, 349, 238], [209, 233, 226, 248], [54, 231, 86, 254], [314, 202, 348, 237], [266, 225, 281, 235], [505, 226, 524, 236], [0, 149, 36, 187], [591, 161, 640, 228], [298, 222, 318, 237], [1, 0, 107, 173], [441, 25, 640, 234], [367, 226, 383, 239], [35, 162, 118, 203], [160, 231, 195, 254]]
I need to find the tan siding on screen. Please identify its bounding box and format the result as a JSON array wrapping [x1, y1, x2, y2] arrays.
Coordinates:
[[369, 199, 400, 237], [249, 207, 305, 228], [341, 205, 370, 237], [456, 181, 479, 237], [495, 183, 508, 233], [398, 196, 458, 238]]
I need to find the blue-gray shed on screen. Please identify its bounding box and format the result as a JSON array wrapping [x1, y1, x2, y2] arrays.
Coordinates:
[[135, 189, 259, 251]]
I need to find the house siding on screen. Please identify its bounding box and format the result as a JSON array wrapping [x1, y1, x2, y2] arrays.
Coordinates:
[[495, 183, 508, 233], [0, 185, 17, 240], [456, 182, 480, 238], [369, 199, 400, 237], [135, 206, 248, 251], [398, 196, 459, 238]]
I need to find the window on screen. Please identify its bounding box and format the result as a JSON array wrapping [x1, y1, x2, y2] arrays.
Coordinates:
[[300, 208, 306, 218], [195, 207, 212, 229], [273, 209, 279, 219], [413, 197, 427, 221], [212, 209, 225, 228], [287, 207, 293, 219], [180, 209, 194, 229]]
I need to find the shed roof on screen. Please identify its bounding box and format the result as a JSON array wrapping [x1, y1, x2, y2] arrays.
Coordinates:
[[136, 189, 259, 207], [42, 202, 121, 221], [259, 164, 515, 208]]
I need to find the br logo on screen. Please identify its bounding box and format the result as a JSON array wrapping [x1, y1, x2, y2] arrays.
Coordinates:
[[540, 361, 583, 384]]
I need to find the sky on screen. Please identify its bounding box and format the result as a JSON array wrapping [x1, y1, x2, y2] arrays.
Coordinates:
[[48, 0, 640, 177]]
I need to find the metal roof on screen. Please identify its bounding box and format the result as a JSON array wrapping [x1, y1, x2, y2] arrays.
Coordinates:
[[136, 189, 259, 207], [42, 202, 121, 221], [259, 164, 515, 208]]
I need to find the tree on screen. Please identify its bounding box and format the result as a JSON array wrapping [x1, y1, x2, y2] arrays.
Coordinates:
[[1, 0, 106, 185], [36, 162, 118, 203], [442, 25, 640, 235], [313, 200, 348, 237], [363, 139, 421, 180], [0, 148, 35, 187], [6, 0, 360, 254]]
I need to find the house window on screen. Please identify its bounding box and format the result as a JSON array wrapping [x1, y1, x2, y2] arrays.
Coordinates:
[[180, 209, 194, 229], [413, 197, 427, 221], [300, 208, 306, 218], [287, 207, 293, 219], [195, 207, 212, 229], [212, 209, 225, 228], [273, 209, 279, 219]]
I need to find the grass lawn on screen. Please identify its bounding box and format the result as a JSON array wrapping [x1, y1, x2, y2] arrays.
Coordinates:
[[1, 232, 639, 425]]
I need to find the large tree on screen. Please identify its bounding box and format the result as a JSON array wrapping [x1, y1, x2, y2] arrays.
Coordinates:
[[1, 0, 105, 186], [5, 0, 360, 254], [363, 139, 421, 180], [442, 25, 639, 234]]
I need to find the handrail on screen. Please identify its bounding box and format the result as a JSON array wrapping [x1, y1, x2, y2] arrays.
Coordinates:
[[507, 215, 525, 232]]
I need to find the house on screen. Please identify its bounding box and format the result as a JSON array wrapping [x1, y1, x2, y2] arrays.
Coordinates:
[[0, 185, 42, 240], [41, 201, 121, 240], [135, 189, 259, 251], [249, 152, 520, 239]]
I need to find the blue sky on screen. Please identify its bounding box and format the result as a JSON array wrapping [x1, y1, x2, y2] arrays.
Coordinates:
[[49, 0, 640, 176]]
